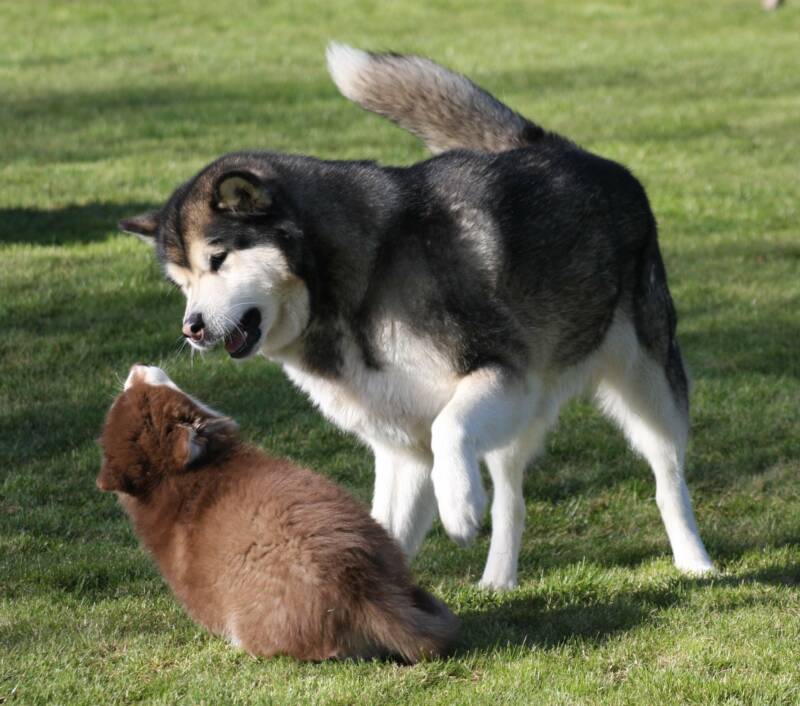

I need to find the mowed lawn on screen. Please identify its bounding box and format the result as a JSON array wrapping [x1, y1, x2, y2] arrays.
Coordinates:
[[2, 1, 799, 703]]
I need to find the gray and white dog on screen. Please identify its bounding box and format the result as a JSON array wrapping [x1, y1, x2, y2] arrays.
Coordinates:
[[120, 44, 714, 589]]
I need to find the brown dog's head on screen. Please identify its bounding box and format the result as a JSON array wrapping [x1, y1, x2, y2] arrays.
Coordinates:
[[97, 365, 238, 497]]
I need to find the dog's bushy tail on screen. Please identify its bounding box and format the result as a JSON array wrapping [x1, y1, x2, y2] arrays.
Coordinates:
[[363, 584, 458, 663], [327, 42, 545, 154]]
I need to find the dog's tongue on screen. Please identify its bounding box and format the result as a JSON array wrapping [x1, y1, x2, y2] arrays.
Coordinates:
[[224, 330, 246, 354]]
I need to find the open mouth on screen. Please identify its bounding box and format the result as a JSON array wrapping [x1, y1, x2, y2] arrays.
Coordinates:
[[223, 308, 262, 359]]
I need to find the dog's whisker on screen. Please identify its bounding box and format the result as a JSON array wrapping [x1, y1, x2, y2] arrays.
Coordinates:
[[216, 312, 247, 340], [173, 344, 188, 362]]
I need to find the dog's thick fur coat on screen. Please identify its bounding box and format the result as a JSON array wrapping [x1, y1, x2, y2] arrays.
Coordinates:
[[120, 46, 714, 589], [97, 365, 457, 662]]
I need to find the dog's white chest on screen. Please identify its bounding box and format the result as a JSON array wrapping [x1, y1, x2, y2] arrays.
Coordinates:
[[278, 322, 457, 448]]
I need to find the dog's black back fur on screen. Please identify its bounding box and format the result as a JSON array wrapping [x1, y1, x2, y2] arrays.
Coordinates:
[[183, 137, 682, 405]]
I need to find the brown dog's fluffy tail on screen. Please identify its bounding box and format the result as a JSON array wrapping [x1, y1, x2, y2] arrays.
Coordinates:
[[326, 42, 544, 154], [362, 584, 458, 663]]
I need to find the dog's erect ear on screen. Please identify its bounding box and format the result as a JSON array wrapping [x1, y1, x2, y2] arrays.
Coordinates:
[[118, 210, 161, 243], [213, 171, 273, 215]]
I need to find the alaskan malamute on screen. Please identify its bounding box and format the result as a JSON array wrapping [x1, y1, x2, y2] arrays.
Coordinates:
[[120, 45, 714, 589]]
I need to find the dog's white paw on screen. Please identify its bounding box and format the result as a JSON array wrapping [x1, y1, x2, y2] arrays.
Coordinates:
[[435, 477, 486, 547], [675, 558, 717, 577], [439, 503, 482, 546], [478, 575, 518, 592]]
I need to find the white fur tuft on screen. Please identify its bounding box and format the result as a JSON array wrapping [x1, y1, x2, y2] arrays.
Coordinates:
[[125, 364, 177, 391], [326, 42, 372, 101]]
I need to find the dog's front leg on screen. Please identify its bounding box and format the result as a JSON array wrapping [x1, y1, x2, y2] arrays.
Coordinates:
[[430, 367, 535, 547], [370, 441, 437, 559]]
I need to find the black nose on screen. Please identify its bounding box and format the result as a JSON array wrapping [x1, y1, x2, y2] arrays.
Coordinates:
[[182, 312, 204, 341]]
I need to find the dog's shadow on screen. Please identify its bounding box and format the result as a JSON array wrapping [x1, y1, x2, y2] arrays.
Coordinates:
[[453, 584, 674, 654], [0, 202, 154, 246], [450, 562, 800, 655]]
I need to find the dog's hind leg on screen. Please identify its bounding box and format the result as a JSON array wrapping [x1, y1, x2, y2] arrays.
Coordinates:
[[480, 414, 554, 590], [371, 442, 437, 559], [430, 367, 538, 548], [594, 325, 714, 575]]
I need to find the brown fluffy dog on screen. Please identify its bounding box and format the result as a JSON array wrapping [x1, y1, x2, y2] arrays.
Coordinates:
[[97, 364, 457, 662]]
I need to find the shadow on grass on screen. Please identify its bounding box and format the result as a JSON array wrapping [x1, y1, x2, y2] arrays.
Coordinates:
[[5, 556, 797, 654], [0, 203, 153, 246], [1, 79, 342, 165], [740, 561, 800, 586], [454, 559, 800, 654], [681, 319, 800, 381], [456, 586, 675, 653]]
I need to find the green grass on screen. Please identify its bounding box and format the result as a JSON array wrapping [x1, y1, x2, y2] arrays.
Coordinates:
[[2, 1, 800, 703]]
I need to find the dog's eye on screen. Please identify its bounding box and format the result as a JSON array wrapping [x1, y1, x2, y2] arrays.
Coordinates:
[[210, 252, 228, 272]]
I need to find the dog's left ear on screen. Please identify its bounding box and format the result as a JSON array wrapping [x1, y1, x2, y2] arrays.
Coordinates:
[[213, 171, 274, 215], [119, 210, 161, 244], [175, 417, 239, 468]]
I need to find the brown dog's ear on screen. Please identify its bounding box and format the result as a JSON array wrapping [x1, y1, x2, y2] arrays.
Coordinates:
[[213, 171, 273, 215], [198, 416, 239, 438], [118, 210, 161, 243], [175, 417, 238, 468], [173, 424, 205, 469]]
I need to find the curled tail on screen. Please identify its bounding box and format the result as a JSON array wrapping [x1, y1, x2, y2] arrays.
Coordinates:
[[363, 585, 458, 663], [326, 42, 544, 154]]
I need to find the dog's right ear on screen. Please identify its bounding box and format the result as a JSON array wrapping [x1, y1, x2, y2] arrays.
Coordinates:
[[213, 171, 274, 215], [118, 210, 161, 244]]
